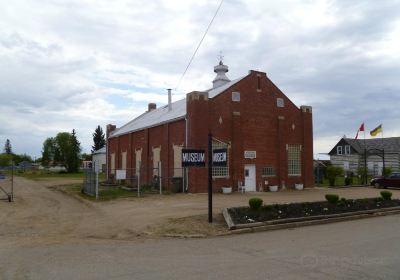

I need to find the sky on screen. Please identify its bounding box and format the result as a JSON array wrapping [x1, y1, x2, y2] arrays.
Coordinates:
[[0, 0, 399, 159]]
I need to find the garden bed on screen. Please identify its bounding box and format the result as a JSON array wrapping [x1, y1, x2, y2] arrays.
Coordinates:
[[224, 197, 400, 230]]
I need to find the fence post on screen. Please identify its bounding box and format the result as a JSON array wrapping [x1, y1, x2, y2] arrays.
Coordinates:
[[159, 161, 162, 195], [11, 161, 14, 202], [95, 169, 99, 200], [137, 161, 141, 198]]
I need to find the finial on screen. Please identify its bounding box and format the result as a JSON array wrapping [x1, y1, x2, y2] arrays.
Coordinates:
[[217, 51, 224, 64]]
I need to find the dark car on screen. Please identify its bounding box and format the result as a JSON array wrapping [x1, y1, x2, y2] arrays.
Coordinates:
[[371, 172, 400, 188]]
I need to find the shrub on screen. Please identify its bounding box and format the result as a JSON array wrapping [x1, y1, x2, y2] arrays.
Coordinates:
[[249, 197, 263, 210], [380, 191, 392, 200], [344, 177, 353, 186], [326, 166, 344, 186], [325, 194, 339, 204], [383, 167, 392, 177]]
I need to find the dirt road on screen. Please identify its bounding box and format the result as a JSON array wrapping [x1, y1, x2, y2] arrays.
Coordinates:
[[1, 177, 399, 245]]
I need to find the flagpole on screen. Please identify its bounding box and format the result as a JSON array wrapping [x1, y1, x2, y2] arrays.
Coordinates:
[[363, 122, 367, 185]]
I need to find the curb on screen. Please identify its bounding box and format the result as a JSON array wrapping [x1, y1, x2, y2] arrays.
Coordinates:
[[224, 207, 400, 235]]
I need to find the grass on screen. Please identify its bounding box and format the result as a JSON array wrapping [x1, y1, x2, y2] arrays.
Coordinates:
[[15, 170, 106, 181], [317, 176, 373, 187]]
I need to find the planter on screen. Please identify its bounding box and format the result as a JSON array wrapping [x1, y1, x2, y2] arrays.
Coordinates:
[[269, 185, 278, 192], [222, 187, 232, 194], [295, 183, 304, 190]]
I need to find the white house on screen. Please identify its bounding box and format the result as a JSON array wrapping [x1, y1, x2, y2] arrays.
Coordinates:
[[92, 147, 106, 173]]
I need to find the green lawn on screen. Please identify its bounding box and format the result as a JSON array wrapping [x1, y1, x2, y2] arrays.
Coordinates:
[[15, 170, 106, 181], [316, 176, 372, 187]]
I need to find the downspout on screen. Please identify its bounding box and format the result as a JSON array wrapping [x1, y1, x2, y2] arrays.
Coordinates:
[[185, 116, 188, 192]]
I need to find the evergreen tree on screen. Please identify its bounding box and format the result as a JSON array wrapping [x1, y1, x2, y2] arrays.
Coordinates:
[[4, 139, 12, 154], [68, 129, 81, 173], [92, 125, 105, 153]]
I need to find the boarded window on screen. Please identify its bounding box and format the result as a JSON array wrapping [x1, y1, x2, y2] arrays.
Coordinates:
[[173, 144, 183, 177], [232, 91, 240, 102], [135, 149, 142, 176], [110, 153, 115, 174], [153, 146, 161, 176], [277, 98, 284, 108], [121, 151, 127, 170], [288, 144, 301, 176]]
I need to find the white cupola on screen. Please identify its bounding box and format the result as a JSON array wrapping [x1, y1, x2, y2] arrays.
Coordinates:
[[212, 60, 230, 88]]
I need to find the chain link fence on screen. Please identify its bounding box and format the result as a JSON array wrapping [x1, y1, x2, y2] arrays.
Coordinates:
[[0, 164, 14, 202]]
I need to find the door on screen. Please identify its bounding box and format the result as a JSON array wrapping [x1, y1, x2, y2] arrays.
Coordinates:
[[244, 165, 256, 192]]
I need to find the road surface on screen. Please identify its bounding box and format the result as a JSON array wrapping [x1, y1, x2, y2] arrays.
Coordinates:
[[1, 214, 399, 280]]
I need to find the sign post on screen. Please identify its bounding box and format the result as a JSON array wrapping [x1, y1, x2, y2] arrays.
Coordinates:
[[208, 133, 213, 223]]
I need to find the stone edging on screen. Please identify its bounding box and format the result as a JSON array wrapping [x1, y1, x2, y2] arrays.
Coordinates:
[[222, 206, 400, 232]]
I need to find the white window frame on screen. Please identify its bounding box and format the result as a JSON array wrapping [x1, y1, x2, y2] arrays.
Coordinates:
[[288, 144, 301, 176], [152, 146, 161, 176], [212, 139, 229, 178], [135, 149, 142, 176], [337, 146, 343, 155], [344, 145, 351, 155]]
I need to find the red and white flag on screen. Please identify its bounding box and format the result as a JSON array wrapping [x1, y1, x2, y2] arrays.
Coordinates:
[[355, 123, 365, 139]]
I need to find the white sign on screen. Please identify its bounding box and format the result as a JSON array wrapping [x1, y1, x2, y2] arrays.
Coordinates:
[[244, 151, 256, 159], [116, 169, 126, 180]]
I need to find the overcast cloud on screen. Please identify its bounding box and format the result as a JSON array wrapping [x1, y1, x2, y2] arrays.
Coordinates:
[[1, 0, 399, 158]]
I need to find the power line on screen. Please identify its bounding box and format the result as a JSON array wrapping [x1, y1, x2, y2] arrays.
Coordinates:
[[174, 0, 224, 91]]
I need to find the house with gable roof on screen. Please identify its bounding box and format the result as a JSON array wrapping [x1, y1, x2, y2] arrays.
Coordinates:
[[106, 61, 314, 193], [328, 137, 400, 176]]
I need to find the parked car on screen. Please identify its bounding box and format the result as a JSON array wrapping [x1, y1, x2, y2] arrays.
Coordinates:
[[371, 172, 400, 188]]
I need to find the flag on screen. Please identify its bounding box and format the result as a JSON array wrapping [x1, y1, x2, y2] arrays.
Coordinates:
[[355, 123, 364, 139], [370, 124, 382, 136]]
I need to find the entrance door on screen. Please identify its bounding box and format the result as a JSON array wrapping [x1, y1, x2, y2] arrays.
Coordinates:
[[244, 165, 256, 192]]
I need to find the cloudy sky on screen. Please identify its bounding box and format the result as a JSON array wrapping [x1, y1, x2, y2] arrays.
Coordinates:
[[1, 0, 399, 159]]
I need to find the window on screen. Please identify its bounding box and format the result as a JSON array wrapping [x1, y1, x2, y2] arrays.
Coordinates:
[[277, 98, 284, 108], [343, 161, 349, 171], [257, 76, 261, 91], [212, 139, 229, 178], [337, 146, 342, 155], [135, 149, 142, 176], [232, 91, 240, 102], [173, 144, 183, 177], [345, 145, 351, 155], [288, 144, 301, 176], [262, 166, 275, 176], [110, 153, 115, 174], [121, 151, 127, 170], [152, 146, 161, 176]]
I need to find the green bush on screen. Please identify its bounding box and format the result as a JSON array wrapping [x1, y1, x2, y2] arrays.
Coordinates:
[[326, 166, 344, 186], [249, 197, 263, 210], [383, 167, 392, 177], [344, 177, 353, 186], [380, 191, 392, 200], [325, 194, 339, 204]]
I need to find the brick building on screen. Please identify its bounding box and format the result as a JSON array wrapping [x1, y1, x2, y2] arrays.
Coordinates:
[[107, 61, 314, 193]]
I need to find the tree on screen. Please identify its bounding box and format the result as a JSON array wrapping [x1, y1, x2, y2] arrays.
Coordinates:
[[326, 166, 344, 186], [4, 139, 12, 154], [92, 125, 105, 153], [41, 130, 81, 172]]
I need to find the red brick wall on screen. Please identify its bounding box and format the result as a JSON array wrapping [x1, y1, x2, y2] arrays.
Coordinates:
[[107, 69, 314, 193]]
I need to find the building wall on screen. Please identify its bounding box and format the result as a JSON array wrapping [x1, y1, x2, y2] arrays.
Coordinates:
[[107, 70, 314, 192]]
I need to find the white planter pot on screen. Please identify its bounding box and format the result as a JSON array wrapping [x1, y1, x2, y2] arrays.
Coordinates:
[[222, 187, 232, 194], [269, 185, 278, 192], [295, 183, 304, 190]]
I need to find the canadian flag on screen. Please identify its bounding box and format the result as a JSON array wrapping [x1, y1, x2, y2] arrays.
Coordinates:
[[355, 123, 365, 139]]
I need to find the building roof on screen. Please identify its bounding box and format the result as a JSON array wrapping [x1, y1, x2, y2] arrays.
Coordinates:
[[110, 75, 246, 138], [329, 137, 400, 155], [93, 146, 106, 154]]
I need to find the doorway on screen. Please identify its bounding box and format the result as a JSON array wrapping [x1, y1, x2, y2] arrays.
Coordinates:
[[244, 165, 256, 192]]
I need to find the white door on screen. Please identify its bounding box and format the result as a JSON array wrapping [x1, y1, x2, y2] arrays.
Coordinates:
[[244, 165, 256, 191]]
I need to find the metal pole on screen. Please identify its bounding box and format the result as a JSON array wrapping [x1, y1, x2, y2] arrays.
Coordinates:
[[382, 149, 385, 176], [364, 148, 367, 185], [95, 162, 99, 200], [138, 161, 141, 198], [11, 161, 14, 202], [208, 133, 213, 223], [159, 161, 162, 195]]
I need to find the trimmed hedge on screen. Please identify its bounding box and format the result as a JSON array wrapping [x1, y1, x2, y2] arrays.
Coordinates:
[[249, 197, 263, 210], [380, 191, 392, 200], [325, 194, 339, 204]]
